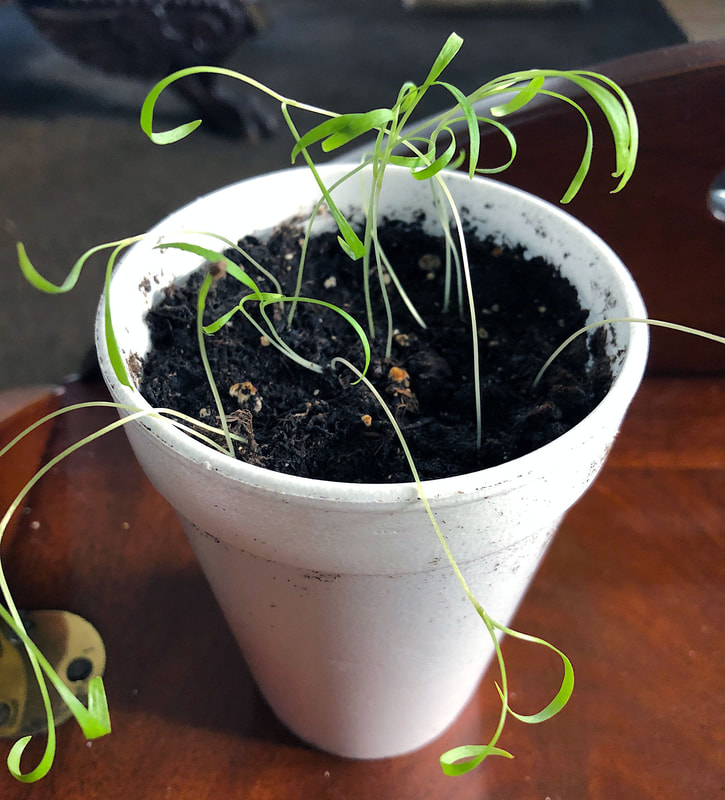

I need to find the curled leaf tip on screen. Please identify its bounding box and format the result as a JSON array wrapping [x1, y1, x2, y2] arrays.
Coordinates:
[[145, 119, 203, 146], [439, 743, 515, 776]]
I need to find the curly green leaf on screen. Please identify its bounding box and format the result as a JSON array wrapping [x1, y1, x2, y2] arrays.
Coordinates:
[[290, 109, 395, 160]]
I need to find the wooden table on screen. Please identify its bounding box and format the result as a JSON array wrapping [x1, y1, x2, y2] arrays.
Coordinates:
[[1, 41, 724, 799]]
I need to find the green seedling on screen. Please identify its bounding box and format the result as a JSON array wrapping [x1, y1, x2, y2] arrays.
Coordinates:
[[10, 31, 717, 785], [175, 239, 370, 456], [6, 31, 636, 781], [334, 358, 575, 775], [0, 400, 250, 780], [138, 31, 638, 447], [534, 318, 725, 387]]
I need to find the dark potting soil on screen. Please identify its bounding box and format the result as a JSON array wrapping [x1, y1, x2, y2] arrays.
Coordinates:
[[139, 217, 612, 483]]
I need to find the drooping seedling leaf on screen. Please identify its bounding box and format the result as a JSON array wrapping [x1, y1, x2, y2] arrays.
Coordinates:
[[534, 318, 725, 388], [290, 109, 395, 160], [17, 237, 144, 388], [430, 82, 480, 179], [156, 242, 262, 296], [489, 74, 546, 116], [0, 398, 257, 781], [492, 625, 575, 725], [483, 67, 638, 202], [159, 242, 372, 381], [332, 358, 575, 774], [439, 743, 514, 776], [408, 130, 458, 181]]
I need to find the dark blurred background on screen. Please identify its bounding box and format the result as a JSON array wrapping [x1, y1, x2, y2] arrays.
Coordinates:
[[0, 0, 710, 390]]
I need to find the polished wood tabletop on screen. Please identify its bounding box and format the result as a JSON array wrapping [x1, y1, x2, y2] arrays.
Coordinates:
[[1, 375, 723, 800], [1, 41, 724, 799]]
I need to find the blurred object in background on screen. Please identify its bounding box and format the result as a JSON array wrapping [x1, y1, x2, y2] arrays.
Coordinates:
[[0, 0, 691, 391], [403, 0, 590, 8], [14, 0, 275, 137]]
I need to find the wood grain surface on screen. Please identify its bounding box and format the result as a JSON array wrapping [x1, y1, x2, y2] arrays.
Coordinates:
[[0, 374, 722, 800]]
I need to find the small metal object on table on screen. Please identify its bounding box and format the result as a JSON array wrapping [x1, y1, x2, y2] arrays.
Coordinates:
[[0, 609, 106, 739]]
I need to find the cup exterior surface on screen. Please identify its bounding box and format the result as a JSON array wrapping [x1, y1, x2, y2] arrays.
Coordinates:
[[96, 165, 648, 757]]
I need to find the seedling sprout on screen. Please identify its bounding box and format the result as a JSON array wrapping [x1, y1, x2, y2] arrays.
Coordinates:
[[4, 31, 722, 784]]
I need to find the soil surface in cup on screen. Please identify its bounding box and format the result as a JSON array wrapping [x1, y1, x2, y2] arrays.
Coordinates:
[[139, 217, 612, 482]]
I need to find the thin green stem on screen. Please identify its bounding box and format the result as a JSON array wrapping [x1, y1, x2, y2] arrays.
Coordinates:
[[534, 318, 725, 388], [0, 400, 251, 781], [332, 358, 571, 774], [432, 176, 483, 449], [287, 160, 372, 327], [197, 272, 236, 457]]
